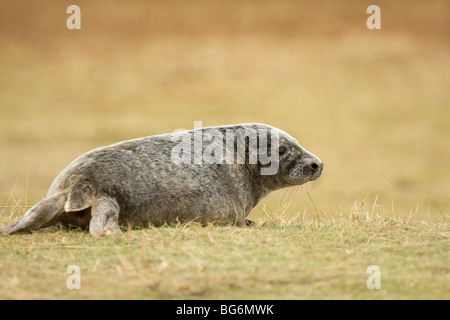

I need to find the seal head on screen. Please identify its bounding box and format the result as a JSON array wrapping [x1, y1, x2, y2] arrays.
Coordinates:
[[271, 129, 323, 187]]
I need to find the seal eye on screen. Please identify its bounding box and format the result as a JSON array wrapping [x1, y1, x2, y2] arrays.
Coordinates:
[[278, 146, 287, 156]]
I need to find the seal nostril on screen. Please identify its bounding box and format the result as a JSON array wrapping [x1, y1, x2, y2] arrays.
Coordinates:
[[311, 163, 319, 171]]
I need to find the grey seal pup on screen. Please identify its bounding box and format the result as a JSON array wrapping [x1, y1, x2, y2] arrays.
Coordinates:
[[1, 123, 323, 236]]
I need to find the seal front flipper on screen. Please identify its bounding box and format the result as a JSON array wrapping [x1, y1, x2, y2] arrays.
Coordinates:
[[0, 192, 66, 235], [245, 219, 255, 226]]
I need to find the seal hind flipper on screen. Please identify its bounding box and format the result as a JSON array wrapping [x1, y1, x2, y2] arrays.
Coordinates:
[[64, 184, 93, 212], [89, 197, 121, 237], [0, 192, 66, 235]]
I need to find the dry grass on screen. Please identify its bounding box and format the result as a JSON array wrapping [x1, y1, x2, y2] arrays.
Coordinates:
[[0, 198, 448, 300], [0, 0, 449, 299]]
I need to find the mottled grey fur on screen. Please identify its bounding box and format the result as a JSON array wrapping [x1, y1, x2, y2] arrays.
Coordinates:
[[0, 123, 322, 236]]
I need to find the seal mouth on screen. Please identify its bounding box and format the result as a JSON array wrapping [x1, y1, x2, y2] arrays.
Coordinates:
[[282, 161, 323, 186], [312, 163, 323, 180]]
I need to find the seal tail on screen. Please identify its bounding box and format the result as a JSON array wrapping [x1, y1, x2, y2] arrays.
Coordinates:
[[0, 192, 66, 235]]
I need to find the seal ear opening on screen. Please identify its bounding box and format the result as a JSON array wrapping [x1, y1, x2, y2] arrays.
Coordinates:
[[64, 184, 94, 212]]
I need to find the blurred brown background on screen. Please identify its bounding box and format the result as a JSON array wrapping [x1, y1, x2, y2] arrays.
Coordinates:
[[0, 0, 449, 219]]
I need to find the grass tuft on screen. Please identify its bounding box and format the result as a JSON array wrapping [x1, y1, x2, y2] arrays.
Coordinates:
[[2, 193, 447, 299]]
